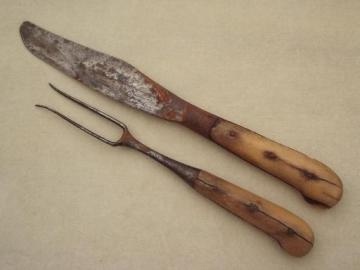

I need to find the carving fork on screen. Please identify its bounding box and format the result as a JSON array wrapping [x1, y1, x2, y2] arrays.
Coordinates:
[[35, 84, 314, 256]]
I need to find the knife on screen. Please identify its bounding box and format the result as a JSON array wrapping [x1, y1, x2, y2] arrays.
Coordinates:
[[20, 21, 342, 207]]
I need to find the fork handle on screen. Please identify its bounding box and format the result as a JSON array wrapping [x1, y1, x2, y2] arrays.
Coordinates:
[[182, 107, 343, 207], [193, 170, 314, 257], [122, 133, 314, 257]]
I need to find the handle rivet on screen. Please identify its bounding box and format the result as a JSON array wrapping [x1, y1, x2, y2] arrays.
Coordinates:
[[246, 202, 259, 213], [228, 130, 237, 138], [263, 151, 278, 160], [287, 228, 296, 236]]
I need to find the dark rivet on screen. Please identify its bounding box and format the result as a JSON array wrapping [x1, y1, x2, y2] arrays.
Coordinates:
[[228, 130, 237, 138], [263, 151, 278, 160], [287, 228, 296, 236], [246, 202, 259, 213], [301, 169, 318, 180]]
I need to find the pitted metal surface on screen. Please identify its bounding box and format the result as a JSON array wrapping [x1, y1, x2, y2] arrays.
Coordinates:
[[20, 21, 187, 119]]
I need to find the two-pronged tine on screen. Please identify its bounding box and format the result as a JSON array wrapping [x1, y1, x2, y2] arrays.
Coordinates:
[[48, 83, 128, 130], [35, 84, 128, 146]]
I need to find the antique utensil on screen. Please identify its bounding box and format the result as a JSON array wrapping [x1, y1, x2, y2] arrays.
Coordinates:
[[20, 21, 342, 207], [35, 83, 314, 257]]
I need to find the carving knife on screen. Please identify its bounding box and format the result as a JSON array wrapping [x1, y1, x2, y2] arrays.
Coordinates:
[[19, 21, 342, 207]]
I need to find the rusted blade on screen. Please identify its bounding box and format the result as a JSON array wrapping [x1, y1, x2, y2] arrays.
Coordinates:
[[20, 21, 187, 121]]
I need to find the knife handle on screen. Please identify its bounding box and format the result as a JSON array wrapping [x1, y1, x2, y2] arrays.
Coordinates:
[[182, 106, 343, 207], [193, 170, 314, 257]]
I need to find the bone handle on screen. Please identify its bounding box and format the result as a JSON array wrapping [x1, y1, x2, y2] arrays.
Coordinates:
[[193, 170, 314, 257], [122, 134, 314, 257], [182, 107, 343, 207]]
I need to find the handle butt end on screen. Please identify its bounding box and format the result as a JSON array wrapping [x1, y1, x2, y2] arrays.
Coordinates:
[[301, 170, 343, 208], [276, 224, 314, 257], [279, 237, 313, 257]]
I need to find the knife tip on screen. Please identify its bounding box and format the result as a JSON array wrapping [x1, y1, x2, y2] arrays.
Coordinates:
[[19, 21, 35, 42]]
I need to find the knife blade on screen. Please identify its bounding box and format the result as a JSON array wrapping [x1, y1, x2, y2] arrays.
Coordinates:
[[20, 21, 343, 207]]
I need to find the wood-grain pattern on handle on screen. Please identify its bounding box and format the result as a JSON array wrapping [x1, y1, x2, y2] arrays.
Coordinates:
[[194, 170, 314, 257], [209, 119, 343, 207]]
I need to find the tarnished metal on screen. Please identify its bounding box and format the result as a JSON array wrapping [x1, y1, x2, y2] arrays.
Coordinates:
[[20, 21, 190, 122], [20, 21, 219, 137], [37, 84, 199, 184]]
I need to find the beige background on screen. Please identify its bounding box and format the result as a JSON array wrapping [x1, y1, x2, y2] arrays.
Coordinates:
[[1, 0, 360, 269]]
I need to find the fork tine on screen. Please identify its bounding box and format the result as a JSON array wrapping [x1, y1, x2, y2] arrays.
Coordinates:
[[35, 104, 118, 146], [48, 83, 127, 130]]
